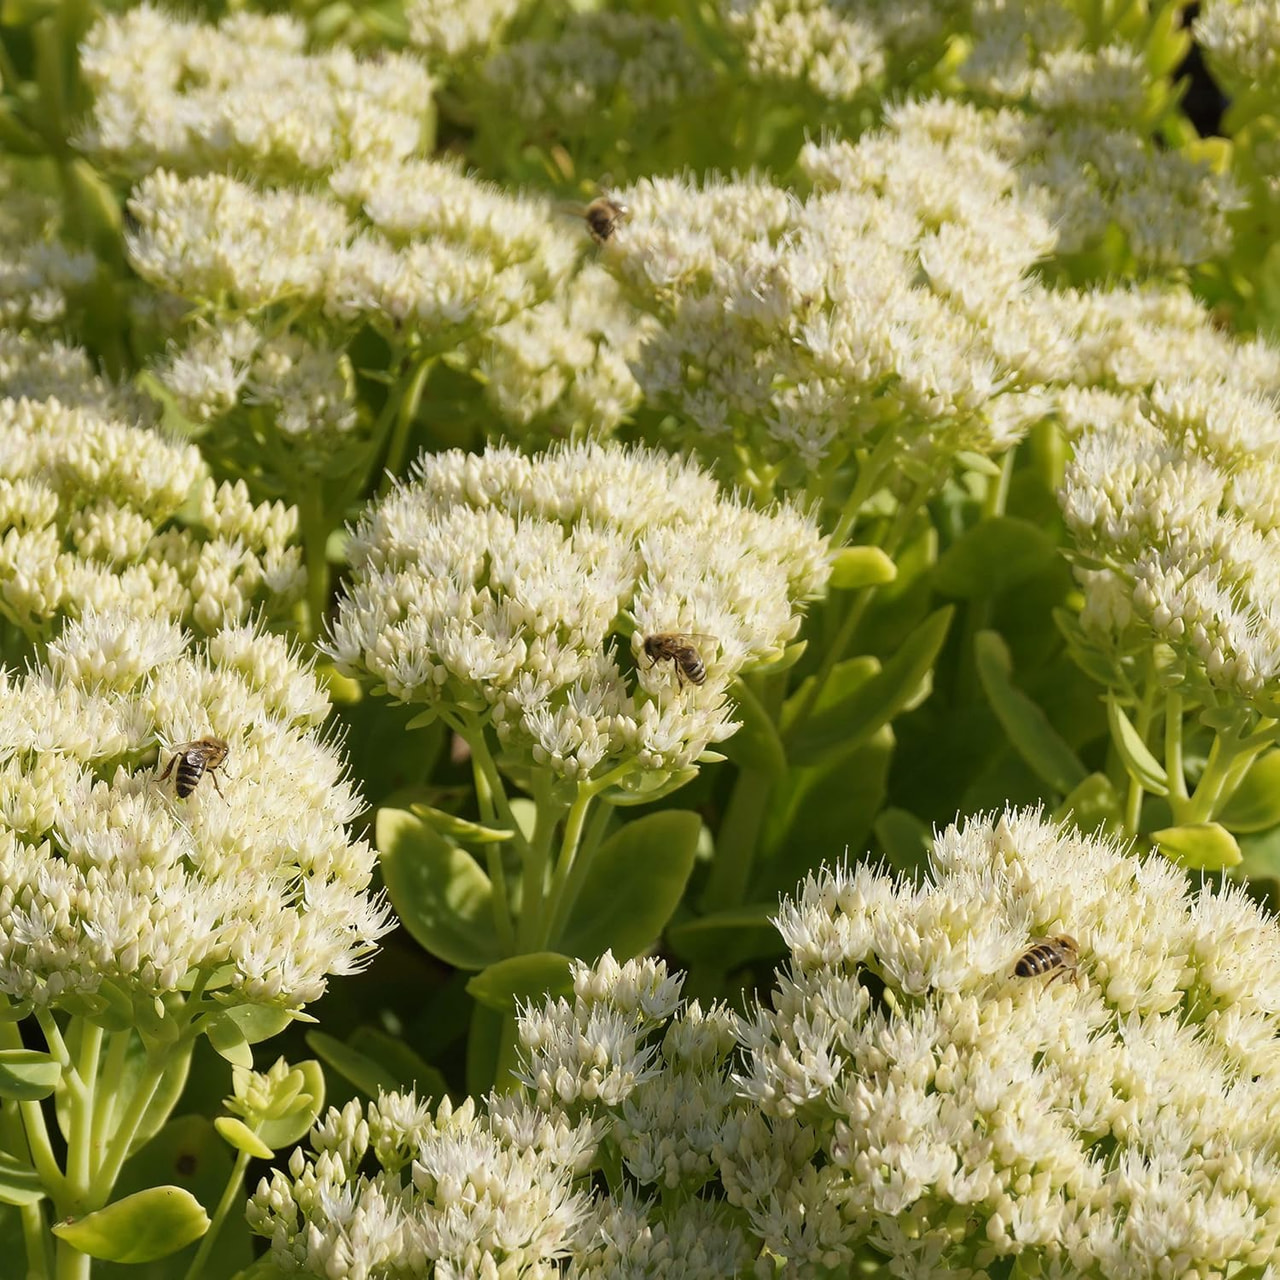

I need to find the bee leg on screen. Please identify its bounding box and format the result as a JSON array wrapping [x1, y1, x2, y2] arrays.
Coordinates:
[[674, 665, 684, 689], [157, 754, 177, 783], [210, 770, 226, 800]]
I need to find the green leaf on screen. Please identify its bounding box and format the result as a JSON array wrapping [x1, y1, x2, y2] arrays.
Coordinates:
[[873, 807, 932, 876], [204, 1015, 253, 1069], [0, 1050, 60, 1101], [408, 804, 513, 844], [758, 726, 894, 896], [781, 656, 879, 732], [214, 1118, 273, 1161], [257, 1060, 326, 1150], [347, 1028, 449, 1101], [974, 631, 1087, 795], [1152, 822, 1242, 871], [787, 607, 954, 767], [720, 679, 786, 777], [306, 1031, 399, 1099], [1106, 697, 1169, 797], [0, 1151, 44, 1206], [376, 808, 503, 971], [598, 767, 699, 806], [466, 953, 575, 1013], [933, 518, 1059, 599], [223, 1005, 293, 1045], [557, 810, 701, 960], [666, 905, 783, 967], [52, 1187, 209, 1263], [829, 546, 897, 590], [1052, 772, 1123, 835], [1217, 751, 1280, 833]]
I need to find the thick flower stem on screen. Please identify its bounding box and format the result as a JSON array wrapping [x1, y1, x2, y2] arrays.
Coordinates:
[[181, 1148, 251, 1280], [299, 481, 331, 641], [378, 355, 435, 495]]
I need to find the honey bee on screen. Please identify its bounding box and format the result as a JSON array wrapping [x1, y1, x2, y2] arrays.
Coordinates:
[[158, 737, 230, 799], [563, 196, 629, 244], [642, 633, 714, 688], [1013, 934, 1080, 987]]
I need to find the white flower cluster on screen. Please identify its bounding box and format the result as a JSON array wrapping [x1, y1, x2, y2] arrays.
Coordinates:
[[1195, 0, 1280, 99], [248, 1090, 597, 1278], [0, 610, 391, 1008], [605, 113, 1057, 483], [478, 12, 713, 133], [0, 390, 303, 639], [806, 99, 1234, 276], [0, 329, 131, 415], [730, 808, 1280, 1275], [714, 0, 906, 103], [405, 0, 545, 64], [471, 264, 650, 443], [0, 174, 95, 329], [153, 319, 358, 444], [1055, 287, 1280, 702], [327, 441, 828, 784], [126, 162, 576, 346], [78, 6, 433, 180]]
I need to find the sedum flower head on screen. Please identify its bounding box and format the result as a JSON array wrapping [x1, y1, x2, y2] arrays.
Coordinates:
[[326, 441, 827, 787], [0, 610, 391, 1011], [605, 115, 1057, 492], [470, 263, 650, 444], [728, 807, 1280, 1274], [405, 0, 546, 64], [248, 1090, 597, 1278], [476, 12, 713, 136], [79, 6, 433, 181], [0, 393, 303, 641], [1196, 0, 1280, 101], [126, 162, 575, 345]]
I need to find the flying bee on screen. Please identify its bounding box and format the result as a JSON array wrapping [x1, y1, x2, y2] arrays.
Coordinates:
[[642, 633, 715, 688], [158, 737, 230, 799], [1013, 934, 1080, 987], [561, 196, 629, 244]]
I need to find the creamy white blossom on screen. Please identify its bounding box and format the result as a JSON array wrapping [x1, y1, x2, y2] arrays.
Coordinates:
[[248, 1091, 597, 1278], [79, 6, 433, 180], [728, 808, 1280, 1273], [0, 610, 391, 1008], [0, 174, 96, 329], [0, 394, 302, 640], [326, 441, 828, 785]]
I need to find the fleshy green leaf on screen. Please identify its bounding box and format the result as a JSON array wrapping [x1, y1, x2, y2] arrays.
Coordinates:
[[257, 1060, 326, 1150], [0, 1151, 44, 1206], [720, 679, 786, 777], [829, 546, 897, 590], [1152, 822, 1242, 871], [557, 811, 701, 960], [598, 767, 699, 806], [223, 1006, 293, 1046], [408, 804, 513, 844], [666, 905, 782, 967], [933, 518, 1059, 599], [52, 1187, 209, 1263], [1107, 697, 1169, 797], [204, 1016, 253, 1069], [466, 953, 575, 1013], [214, 1118, 273, 1161], [873, 807, 932, 875], [347, 1028, 449, 1102], [306, 1031, 399, 1099], [1052, 772, 1123, 835], [974, 631, 1087, 795], [376, 808, 503, 971], [1217, 751, 1280, 833], [787, 607, 954, 767], [0, 1050, 60, 1102]]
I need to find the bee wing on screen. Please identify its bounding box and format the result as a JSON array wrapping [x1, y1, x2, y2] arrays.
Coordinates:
[[555, 200, 589, 220]]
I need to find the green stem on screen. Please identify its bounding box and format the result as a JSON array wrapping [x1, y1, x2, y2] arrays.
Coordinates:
[[181, 1148, 251, 1280], [63, 1020, 103, 1208], [484, 845, 517, 954], [1122, 673, 1158, 837], [1165, 690, 1187, 803], [1180, 724, 1265, 826], [537, 785, 593, 949], [516, 775, 562, 951], [299, 480, 331, 640], [53, 1241, 88, 1280], [543, 764, 634, 947], [828, 432, 900, 548], [20, 1200, 50, 1280], [462, 723, 530, 861], [378, 355, 435, 496], [90, 1031, 130, 1173]]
